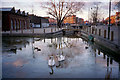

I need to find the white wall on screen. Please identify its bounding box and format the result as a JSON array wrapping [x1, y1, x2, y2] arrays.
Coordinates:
[[118, 27, 120, 46], [42, 23, 49, 28]]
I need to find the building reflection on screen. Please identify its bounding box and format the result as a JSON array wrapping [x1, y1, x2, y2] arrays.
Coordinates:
[[105, 56, 113, 79], [107, 56, 109, 67], [3, 36, 120, 77], [105, 67, 112, 79], [103, 53, 106, 59], [2, 37, 30, 54]]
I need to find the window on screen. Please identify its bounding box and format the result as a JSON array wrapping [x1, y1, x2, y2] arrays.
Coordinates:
[[11, 19, 13, 30], [14, 20, 16, 30], [25, 21, 27, 29], [20, 20, 21, 29], [18, 20, 20, 29]]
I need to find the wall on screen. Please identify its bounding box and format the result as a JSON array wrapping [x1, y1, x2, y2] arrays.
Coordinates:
[[2, 11, 30, 31], [42, 23, 49, 28], [90, 25, 119, 46], [118, 26, 120, 45]]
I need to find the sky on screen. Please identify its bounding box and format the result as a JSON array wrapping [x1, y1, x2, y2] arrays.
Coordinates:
[[1, 0, 119, 21]]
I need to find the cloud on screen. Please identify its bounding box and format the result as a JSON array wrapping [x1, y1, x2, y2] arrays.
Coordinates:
[[1, 1, 117, 20], [2, 0, 111, 2]]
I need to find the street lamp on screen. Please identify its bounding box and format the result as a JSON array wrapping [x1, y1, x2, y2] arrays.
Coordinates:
[[108, 0, 111, 39]]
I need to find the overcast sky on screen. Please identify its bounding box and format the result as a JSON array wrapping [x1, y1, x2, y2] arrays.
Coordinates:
[[1, 0, 119, 20]]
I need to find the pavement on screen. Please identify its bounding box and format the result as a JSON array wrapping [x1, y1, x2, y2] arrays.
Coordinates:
[[2, 27, 63, 34]]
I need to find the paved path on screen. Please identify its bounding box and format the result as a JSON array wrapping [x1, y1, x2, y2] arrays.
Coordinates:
[[2, 27, 64, 34]]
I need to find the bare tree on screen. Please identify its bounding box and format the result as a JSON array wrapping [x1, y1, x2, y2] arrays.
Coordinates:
[[115, 1, 120, 11], [89, 2, 104, 25], [91, 5, 98, 24], [42, 0, 84, 28]]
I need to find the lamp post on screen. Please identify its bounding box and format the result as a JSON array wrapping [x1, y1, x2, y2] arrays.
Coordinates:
[[108, 0, 111, 39]]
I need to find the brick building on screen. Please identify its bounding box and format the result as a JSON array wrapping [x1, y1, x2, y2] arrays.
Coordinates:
[[48, 17, 57, 27], [64, 15, 76, 24], [104, 12, 120, 26], [116, 12, 120, 26], [1, 7, 30, 31], [105, 15, 116, 25]]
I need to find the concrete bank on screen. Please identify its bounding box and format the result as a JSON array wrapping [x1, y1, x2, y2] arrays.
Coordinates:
[[81, 30, 120, 55], [2, 29, 74, 37]]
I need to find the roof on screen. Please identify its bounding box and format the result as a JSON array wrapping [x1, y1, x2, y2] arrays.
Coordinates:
[[0, 8, 12, 11], [1, 7, 29, 16]]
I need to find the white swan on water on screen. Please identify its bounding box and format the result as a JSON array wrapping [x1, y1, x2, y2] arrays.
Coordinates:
[[56, 54, 65, 62], [48, 56, 55, 66]]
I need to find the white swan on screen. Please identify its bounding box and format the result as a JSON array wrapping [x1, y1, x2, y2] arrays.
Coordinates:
[[56, 54, 65, 61], [60, 54, 65, 61], [56, 55, 61, 62], [48, 56, 55, 66]]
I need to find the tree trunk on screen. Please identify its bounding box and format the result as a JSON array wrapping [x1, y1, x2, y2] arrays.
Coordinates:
[[57, 20, 62, 28]]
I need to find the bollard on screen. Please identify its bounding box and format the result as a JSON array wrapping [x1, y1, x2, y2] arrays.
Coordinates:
[[92, 28, 94, 34], [44, 29, 45, 33], [111, 31, 114, 41], [87, 27, 88, 32], [99, 29, 101, 36], [104, 30, 106, 38], [55, 28, 56, 31], [59, 43, 60, 49], [51, 28, 53, 33], [95, 29, 97, 35]]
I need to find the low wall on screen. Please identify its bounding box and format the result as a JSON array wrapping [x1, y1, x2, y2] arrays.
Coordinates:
[[81, 29, 120, 54]]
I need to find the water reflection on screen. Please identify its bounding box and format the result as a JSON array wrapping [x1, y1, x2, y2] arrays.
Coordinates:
[[2, 37, 30, 54], [105, 67, 112, 79], [48, 53, 66, 75], [2, 36, 120, 78]]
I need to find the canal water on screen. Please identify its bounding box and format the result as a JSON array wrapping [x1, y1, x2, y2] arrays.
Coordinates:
[[2, 36, 120, 78]]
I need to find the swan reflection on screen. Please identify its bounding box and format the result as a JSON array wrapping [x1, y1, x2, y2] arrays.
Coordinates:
[[48, 53, 66, 74]]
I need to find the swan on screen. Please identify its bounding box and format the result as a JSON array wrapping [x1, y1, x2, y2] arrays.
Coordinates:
[[56, 54, 61, 62], [48, 56, 55, 67], [60, 54, 65, 61], [56, 54, 65, 62]]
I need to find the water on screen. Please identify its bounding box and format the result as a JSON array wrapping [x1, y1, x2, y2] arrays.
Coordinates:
[[2, 36, 120, 78]]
